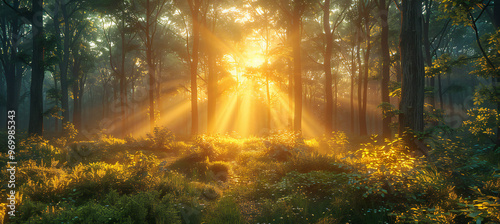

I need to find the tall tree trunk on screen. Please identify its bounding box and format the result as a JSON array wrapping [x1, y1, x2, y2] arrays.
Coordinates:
[[380, 0, 391, 139], [423, 0, 435, 108], [265, 12, 271, 131], [60, 1, 71, 125], [356, 25, 363, 136], [207, 16, 217, 134], [350, 44, 356, 133], [146, 0, 156, 133], [323, 0, 333, 136], [292, 4, 303, 133], [207, 47, 217, 134], [29, 0, 45, 136], [360, 8, 370, 136], [72, 55, 82, 131], [1, 0, 22, 131], [189, 0, 200, 136], [120, 6, 127, 137], [399, 0, 426, 154]]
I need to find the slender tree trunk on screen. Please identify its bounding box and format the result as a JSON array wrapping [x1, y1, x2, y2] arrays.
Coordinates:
[[323, 0, 333, 136], [399, 0, 426, 153], [60, 1, 71, 125], [120, 6, 127, 137], [2, 2, 22, 131], [72, 54, 82, 131], [265, 12, 271, 131], [423, 0, 435, 108], [292, 4, 303, 133], [380, 0, 391, 138], [357, 26, 363, 136], [207, 16, 217, 134], [29, 0, 45, 136], [207, 46, 217, 133], [360, 9, 370, 136], [288, 58, 294, 130], [350, 45, 356, 133], [146, 0, 156, 133], [189, 0, 200, 136]]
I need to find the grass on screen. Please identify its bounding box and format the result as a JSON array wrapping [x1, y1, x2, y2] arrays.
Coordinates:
[[1, 129, 499, 223]]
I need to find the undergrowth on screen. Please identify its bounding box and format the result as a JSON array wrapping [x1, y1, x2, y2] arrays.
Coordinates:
[[0, 129, 499, 223]]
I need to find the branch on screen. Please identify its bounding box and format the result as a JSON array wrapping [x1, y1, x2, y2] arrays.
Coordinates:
[[469, 11, 498, 77]]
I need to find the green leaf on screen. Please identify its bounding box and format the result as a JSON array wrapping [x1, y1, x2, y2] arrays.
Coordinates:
[[468, 211, 481, 218]]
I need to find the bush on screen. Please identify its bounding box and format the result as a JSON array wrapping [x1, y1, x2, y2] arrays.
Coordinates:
[[202, 196, 242, 224], [146, 126, 176, 151], [16, 190, 181, 224], [285, 153, 351, 174]]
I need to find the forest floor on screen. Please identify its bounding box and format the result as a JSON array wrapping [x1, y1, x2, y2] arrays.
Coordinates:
[[1, 128, 499, 223]]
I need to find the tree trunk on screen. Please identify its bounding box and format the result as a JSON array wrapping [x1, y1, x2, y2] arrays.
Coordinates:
[[72, 54, 82, 131], [380, 0, 391, 139], [60, 1, 71, 125], [207, 16, 217, 134], [360, 7, 370, 136], [356, 25, 363, 136], [189, 0, 200, 136], [146, 0, 156, 133], [120, 6, 127, 137], [423, 0, 435, 108], [28, 0, 45, 136], [1, 1, 22, 131], [399, 0, 426, 154], [292, 4, 303, 133], [350, 44, 356, 133], [323, 0, 333, 135]]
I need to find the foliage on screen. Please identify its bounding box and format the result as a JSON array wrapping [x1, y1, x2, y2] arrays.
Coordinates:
[[6, 133, 500, 224], [356, 136, 418, 177], [202, 196, 242, 224], [145, 126, 176, 152], [462, 107, 499, 141]]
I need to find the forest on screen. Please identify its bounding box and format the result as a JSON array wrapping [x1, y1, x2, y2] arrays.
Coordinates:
[[1, 0, 500, 223]]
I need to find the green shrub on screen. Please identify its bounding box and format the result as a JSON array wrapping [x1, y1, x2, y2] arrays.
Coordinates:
[[16, 190, 181, 224], [285, 153, 351, 174], [146, 126, 176, 151], [202, 196, 242, 224]]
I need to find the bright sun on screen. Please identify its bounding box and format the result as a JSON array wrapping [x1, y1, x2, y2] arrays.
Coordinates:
[[245, 54, 265, 68]]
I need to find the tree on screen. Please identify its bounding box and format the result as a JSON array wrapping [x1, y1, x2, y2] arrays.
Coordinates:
[[0, 0, 25, 130], [321, 0, 347, 135], [399, 0, 426, 153], [132, 0, 170, 133], [379, 0, 391, 138], [186, 0, 201, 136], [28, 0, 45, 136], [275, 0, 311, 132]]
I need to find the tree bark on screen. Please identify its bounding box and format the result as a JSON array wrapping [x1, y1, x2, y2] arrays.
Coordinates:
[[323, 0, 333, 135], [350, 44, 356, 133], [399, 0, 426, 153], [1, 1, 22, 130], [292, 2, 303, 133], [29, 0, 45, 136], [423, 0, 435, 108], [380, 0, 391, 139], [207, 16, 217, 134], [189, 0, 200, 136], [146, 0, 156, 133], [120, 3, 128, 137], [360, 4, 370, 136]]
